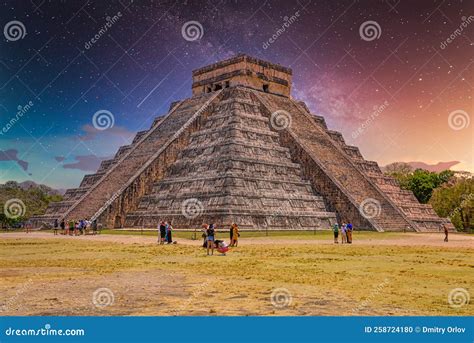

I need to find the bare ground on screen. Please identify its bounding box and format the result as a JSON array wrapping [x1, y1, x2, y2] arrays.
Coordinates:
[[1, 231, 472, 316]]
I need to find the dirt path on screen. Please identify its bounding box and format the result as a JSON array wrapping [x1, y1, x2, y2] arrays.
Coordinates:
[[1, 231, 473, 248]]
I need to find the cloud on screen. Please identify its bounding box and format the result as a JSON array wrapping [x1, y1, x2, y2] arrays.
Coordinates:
[[62, 154, 113, 172], [78, 124, 136, 142], [0, 149, 28, 171]]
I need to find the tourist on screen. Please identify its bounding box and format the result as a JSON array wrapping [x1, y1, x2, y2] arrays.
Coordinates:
[[443, 223, 449, 242], [92, 219, 98, 235], [166, 221, 173, 244], [79, 219, 85, 235], [53, 219, 59, 235], [60, 219, 65, 235], [74, 221, 79, 236], [332, 223, 339, 243], [231, 223, 239, 247], [346, 222, 353, 244], [202, 224, 208, 248], [229, 224, 233, 243], [25, 221, 31, 234], [206, 223, 216, 255], [341, 223, 347, 244], [158, 220, 166, 244], [67, 219, 74, 235], [85, 219, 91, 235]]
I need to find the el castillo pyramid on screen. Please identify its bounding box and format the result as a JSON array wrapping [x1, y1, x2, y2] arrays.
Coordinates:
[[32, 54, 449, 232]]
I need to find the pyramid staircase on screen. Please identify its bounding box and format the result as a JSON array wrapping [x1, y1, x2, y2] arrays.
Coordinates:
[[124, 87, 336, 230], [31, 90, 223, 228], [253, 90, 446, 231]]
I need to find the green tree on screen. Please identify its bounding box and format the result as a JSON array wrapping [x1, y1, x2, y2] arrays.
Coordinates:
[[429, 177, 473, 231]]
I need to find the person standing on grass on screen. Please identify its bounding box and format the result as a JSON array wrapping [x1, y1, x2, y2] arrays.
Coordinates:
[[206, 223, 216, 255], [166, 221, 173, 244], [67, 219, 73, 235], [341, 223, 347, 244], [54, 219, 59, 235], [443, 223, 449, 242], [158, 220, 166, 244], [231, 223, 239, 247], [60, 219, 65, 235], [346, 222, 353, 244], [332, 223, 339, 243], [229, 224, 233, 243]]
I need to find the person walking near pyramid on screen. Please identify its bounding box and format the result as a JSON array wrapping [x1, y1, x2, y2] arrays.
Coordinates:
[[60, 219, 65, 235], [165, 221, 173, 244], [332, 223, 339, 243], [231, 223, 239, 247], [206, 223, 216, 255], [158, 220, 166, 244], [346, 222, 353, 244], [341, 223, 347, 244]]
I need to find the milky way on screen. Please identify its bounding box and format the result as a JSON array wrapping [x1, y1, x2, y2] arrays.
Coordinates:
[[0, 0, 472, 188]]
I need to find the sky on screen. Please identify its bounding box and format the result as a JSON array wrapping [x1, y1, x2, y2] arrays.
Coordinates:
[[0, 0, 472, 189]]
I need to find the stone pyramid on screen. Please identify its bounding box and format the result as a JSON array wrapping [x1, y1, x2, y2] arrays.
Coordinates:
[[32, 54, 448, 231]]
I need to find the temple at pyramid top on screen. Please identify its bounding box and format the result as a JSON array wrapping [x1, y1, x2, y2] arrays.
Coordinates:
[[192, 54, 292, 97]]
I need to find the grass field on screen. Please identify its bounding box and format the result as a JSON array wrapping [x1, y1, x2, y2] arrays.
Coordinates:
[[0, 231, 472, 316]]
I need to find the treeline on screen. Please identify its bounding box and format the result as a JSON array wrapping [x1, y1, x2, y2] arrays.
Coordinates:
[[384, 163, 473, 231], [0, 181, 63, 228]]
